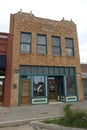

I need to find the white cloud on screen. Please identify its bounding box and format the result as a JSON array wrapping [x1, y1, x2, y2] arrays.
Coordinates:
[[0, 0, 87, 62]]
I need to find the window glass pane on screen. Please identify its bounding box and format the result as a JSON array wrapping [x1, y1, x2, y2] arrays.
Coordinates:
[[37, 35, 46, 45], [37, 35, 47, 54], [70, 68, 75, 75], [49, 67, 54, 75], [32, 67, 37, 74], [21, 44, 30, 53], [20, 66, 31, 75], [66, 48, 73, 56], [60, 67, 65, 74], [44, 67, 48, 75], [52, 37, 60, 46], [20, 66, 25, 74], [66, 76, 76, 94], [21, 33, 31, 43], [55, 67, 60, 75], [65, 38, 73, 47], [37, 45, 46, 54], [52, 47, 61, 55], [26, 66, 31, 74], [33, 76, 45, 96], [38, 67, 44, 74], [65, 68, 70, 74]]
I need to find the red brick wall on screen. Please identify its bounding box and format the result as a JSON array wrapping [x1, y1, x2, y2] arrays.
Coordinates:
[[0, 35, 7, 54], [81, 64, 87, 73], [0, 32, 13, 107]]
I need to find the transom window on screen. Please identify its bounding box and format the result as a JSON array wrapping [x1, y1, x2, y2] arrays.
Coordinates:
[[20, 32, 31, 53], [51, 36, 61, 55], [20, 66, 75, 76], [37, 34, 47, 54], [65, 38, 74, 56]]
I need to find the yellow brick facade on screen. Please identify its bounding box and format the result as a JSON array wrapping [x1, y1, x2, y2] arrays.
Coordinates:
[[9, 11, 84, 106]]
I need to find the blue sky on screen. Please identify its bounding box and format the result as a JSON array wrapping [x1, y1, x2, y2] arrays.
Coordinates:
[[0, 0, 87, 63]]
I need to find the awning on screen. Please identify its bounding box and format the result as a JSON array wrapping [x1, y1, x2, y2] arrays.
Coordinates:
[[0, 55, 6, 70]]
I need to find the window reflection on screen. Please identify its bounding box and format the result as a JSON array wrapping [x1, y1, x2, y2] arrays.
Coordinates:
[[37, 34, 47, 54], [52, 36, 61, 55], [33, 76, 45, 96], [0, 81, 3, 96], [66, 76, 76, 95], [20, 32, 31, 53], [65, 38, 74, 56], [49, 84, 55, 92]]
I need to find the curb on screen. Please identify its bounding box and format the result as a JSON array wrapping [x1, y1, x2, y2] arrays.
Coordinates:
[[0, 116, 59, 128], [30, 121, 86, 130], [0, 118, 86, 130], [0, 119, 30, 128]]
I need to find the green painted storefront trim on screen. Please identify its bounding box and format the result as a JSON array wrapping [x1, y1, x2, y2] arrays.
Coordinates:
[[67, 97, 76, 100], [66, 96, 78, 102], [19, 66, 76, 76], [18, 66, 78, 106], [32, 97, 48, 105], [33, 99, 46, 102]]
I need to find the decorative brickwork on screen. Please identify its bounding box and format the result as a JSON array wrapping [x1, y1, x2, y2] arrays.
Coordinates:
[[9, 11, 84, 106]]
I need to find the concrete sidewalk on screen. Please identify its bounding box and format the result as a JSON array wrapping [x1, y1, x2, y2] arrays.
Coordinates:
[[0, 101, 87, 128]]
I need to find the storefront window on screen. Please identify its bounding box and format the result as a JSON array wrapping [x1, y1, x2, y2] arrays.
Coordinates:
[[33, 76, 45, 96], [66, 76, 76, 95]]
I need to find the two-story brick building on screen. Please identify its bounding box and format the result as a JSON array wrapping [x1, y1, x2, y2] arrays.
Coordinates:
[[9, 11, 84, 106]]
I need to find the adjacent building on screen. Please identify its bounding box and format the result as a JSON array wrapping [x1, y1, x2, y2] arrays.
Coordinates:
[[0, 32, 13, 107], [81, 64, 87, 100]]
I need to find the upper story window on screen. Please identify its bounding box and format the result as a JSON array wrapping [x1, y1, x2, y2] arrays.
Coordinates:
[[51, 36, 61, 55], [65, 38, 74, 56], [37, 34, 47, 54], [20, 32, 31, 53]]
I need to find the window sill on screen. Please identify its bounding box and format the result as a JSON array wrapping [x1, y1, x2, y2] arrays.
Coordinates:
[[37, 53, 47, 56], [20, 52, 31, 55], [66, 55, 75, 57]]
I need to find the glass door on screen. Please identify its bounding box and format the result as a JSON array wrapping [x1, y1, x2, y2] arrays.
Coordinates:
[[48, 78, 56, 101]]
